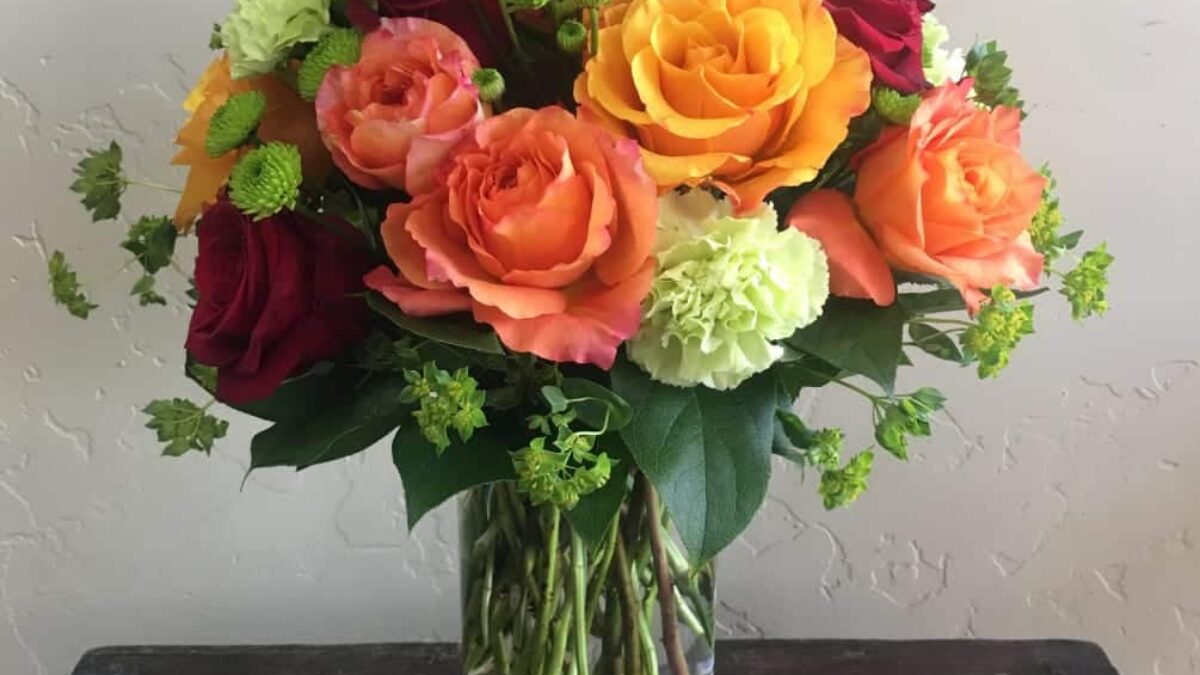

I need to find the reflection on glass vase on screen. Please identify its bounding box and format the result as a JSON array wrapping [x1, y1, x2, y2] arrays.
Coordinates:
[[459, 480, 717, 675]]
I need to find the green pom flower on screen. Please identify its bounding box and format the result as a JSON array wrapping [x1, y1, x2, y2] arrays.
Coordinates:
[[297, 28, 362, 101], [220, 0, 332, 79], [205, 91, 267, 157], [961, 286, 1035, 378], [557, 19, 587, 54], [873, 87, 921, 125], [629, 190, 830, 390], [228, 142, 303, 219], [471, 68, 505, 103], [1061, 244, 1113, 321]]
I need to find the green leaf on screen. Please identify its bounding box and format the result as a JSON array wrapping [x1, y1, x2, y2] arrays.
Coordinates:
[[561, 377, 633, 431], [187, 359, 363, 423], [965, 41, 1023, 111], [392, 423, 516, 529], [250, 374, 409, 470], [131, 274, 167, 307], [542, 385, 570, 413], [786, 298, 907, 394], [908, 323, 966, 363], [773, 355, 842, 401], [566, 440, 632, 547], [143, 398, 228, 456], [121, 216, 177, 275], [47, 250, 98, 319], [898, 288, 966, 315], [367, 292, 504, 355], [611, 358, 776, 565], [70, 141, 125, 221], [187, 362, 219, 394], [1058, 230, 1084, 251]]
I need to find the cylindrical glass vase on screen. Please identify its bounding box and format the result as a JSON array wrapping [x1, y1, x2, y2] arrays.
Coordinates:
[[459, 481, 716, 675]]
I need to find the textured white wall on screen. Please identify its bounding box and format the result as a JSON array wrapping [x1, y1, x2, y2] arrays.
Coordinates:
[[0, 1, 1196, 674]]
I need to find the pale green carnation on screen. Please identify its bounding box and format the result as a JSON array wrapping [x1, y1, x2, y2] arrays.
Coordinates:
[[628, 190, 830, 391], [922, 14, 966, 86], [221, 0, 332, 79]]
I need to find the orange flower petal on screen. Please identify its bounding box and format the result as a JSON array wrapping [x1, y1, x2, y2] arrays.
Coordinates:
[[787, 189, 896, 306]]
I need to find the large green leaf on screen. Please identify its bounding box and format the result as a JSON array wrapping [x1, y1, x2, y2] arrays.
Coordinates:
[[561, 377, 633, 431], [392, 424, 516, 529], [611, 359, 776, 565], [184, 358, 365, 424], [250, 375, 409, 470], [566, 438, 632, 547], [899, 287, 1048, 316], [367, 292, 504, 355], [786, 298, 908, 394]]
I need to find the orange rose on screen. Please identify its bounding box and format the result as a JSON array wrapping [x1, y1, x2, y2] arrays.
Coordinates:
[[574, 0, 872, 211], [854, 79, 1046, 311], [788, 189, 896, 307], [171, 56, 329, 230], [365, 107, 658, 368], [316, 17, 486, 195]]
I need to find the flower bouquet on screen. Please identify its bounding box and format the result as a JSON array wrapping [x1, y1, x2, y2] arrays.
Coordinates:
[[52, 0, 1112, 674]]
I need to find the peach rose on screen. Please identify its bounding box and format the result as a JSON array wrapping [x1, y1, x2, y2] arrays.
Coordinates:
[[574, 0, 872, 211], [365, 107, 658, 369], [854, 79, 1046, 311], [316, 17, 486, 195], [787, 189, 896, 307]]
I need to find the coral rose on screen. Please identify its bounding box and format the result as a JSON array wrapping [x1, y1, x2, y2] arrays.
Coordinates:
[[787, 189, 896, 307], [365, 107, 658, 369], [316, 17, 486, 195], [854, 79, 1046, 311], [172, 56, 331, 229], [574, 0, 873, 211]]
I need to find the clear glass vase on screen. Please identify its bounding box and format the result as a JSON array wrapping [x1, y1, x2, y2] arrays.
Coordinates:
[[459, 481, 717, 675]]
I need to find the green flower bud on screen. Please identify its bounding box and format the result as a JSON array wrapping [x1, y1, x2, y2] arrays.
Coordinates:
[[557, 19, 588, 54], [873, 87, 921, 126], [205, 91, 267, 158], [471, 68, 506, 103], [297, 27, 362, 101], [228, 142, 303, 219]]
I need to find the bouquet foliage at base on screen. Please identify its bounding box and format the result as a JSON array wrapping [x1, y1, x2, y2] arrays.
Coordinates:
[[53, 0, 1111, 673]]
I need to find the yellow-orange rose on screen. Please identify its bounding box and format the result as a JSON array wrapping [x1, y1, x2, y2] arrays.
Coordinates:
[[574, 0, 873, 210]]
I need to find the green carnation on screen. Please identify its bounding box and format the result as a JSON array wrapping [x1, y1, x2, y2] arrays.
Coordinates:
[[297, 28, 362, 101], [221, 0, 332, 79], [228, 142, 303, 219], [205, 91, 267, 157], [629, 190, 830, 390]]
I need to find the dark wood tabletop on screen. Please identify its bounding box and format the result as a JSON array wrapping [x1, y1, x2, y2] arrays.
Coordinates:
[[71, 640, 1120, 675]]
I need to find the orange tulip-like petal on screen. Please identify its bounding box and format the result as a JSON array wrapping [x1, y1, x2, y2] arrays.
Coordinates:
[[787, 190, 896, 307]]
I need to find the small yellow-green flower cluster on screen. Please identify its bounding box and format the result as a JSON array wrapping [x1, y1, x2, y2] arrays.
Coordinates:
[[1062, 244, 1114, 320], [401, 364, 488, 453], [514, 391, 613, 510], [630, 190, 829, 390], [961, 287, 1035, 378]]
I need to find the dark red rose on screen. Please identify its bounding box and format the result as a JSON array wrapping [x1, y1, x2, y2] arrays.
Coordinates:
[[825, 0, 934, 94], [186, 200, 372, 404], [345, 0, 506, 66]]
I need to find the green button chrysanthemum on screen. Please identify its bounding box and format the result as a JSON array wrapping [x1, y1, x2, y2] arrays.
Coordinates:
[[221, 0, 332, 79], [297, 28, 362, 101], [205, 91, 267, 157], [228, 142, 303, 219], [629, 190, 831, 391]]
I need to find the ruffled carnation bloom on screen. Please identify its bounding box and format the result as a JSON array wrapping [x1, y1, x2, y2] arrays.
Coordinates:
[[852, 79, 1046, 311], [922, 13, 966, 86], [824, 0, 934, 94], [221, 0, 332, 79], [316, 18, 487, 195], [365, 107, 658, 369], [629, 190, 829, 390], [171, 56, 331, 230], [574, 0, 872, 211], [186, 199, 372, 403]]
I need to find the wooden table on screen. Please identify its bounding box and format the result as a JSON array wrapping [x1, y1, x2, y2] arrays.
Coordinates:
[[71, 640, 1120, 674]]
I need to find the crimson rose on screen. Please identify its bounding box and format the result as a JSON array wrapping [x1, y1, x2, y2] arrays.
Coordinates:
[[825, 0, 934, 94], [344, 0, 506, 65], [186, 200, 372, 403]]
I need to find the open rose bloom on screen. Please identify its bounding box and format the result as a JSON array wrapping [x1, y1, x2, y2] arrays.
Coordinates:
[[57, 2, 1111, 674]]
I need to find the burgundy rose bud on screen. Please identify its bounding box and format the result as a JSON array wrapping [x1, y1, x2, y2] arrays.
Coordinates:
[[344, 0, 507, 66], [825, 0, 935, 94], [185, 200, 372, 404]]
